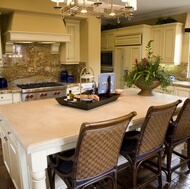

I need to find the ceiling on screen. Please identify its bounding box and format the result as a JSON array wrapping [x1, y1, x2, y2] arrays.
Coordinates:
[[0, 0, 190, 23], [135, 0, 190, 19], [102, 0, 190, 24]]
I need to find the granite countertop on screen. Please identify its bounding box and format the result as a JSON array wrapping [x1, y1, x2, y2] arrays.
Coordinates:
[[0, 86, 21, 94], [0, 81, 190, 95], [0, 83, 79, 94], [172, 81, 190, 88]]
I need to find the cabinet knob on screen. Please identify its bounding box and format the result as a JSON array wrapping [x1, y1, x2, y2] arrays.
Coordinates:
[[7, 131, 11, 135], [4, 136, 8, 141]]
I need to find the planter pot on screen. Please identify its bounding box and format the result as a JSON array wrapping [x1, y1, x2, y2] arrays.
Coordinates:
[[135, 81, 160, 96]]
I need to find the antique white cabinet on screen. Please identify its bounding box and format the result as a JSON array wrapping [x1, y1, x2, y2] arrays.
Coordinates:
[[12, 93, 22, 103], [60, 20, 80, 64], [0, 93, 22, 104], [101, 31, 114, 51], [114, 46, 141, 88], [151, 22, 183, 65], [0, 120, 21, 189], [174, 86, 190, 97], [0, 93, 13, 104]]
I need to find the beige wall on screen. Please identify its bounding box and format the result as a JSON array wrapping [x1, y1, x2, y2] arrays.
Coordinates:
[[80, 17, 101, 80], [0, 0, 58, 15]]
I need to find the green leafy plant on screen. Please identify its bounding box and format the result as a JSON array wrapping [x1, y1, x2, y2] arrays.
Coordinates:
[[123, 40, 171, 92], [156, 17, 177, 25]]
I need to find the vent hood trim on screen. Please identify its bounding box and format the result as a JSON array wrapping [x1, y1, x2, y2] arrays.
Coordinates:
[[3, 31, 71, 43]]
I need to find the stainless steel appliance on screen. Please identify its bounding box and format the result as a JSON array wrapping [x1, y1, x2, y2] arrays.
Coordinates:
[[17, 82, 67, 102], [101, 51, 114, 73]]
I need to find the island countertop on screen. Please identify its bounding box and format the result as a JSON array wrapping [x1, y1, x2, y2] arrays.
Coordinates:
[[0, 88, 188, 189], [0, 88, 187, 155]]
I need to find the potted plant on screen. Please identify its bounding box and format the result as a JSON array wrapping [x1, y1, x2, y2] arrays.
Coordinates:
[[123, 40, 172, 96]]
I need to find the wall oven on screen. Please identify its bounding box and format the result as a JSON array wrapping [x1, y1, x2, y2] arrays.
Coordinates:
[[101, 51, 114, 73]]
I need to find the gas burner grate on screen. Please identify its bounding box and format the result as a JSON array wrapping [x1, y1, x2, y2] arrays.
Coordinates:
[[17, 82, 63, 89]]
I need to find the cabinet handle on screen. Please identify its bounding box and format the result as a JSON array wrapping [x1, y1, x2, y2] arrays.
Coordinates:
[[4, 136, 8, 141]]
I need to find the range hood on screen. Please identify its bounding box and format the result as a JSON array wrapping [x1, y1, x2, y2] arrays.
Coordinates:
[[3, 11, 71, 54]]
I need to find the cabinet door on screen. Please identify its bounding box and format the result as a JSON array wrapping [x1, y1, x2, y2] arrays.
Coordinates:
[[124, 46, 141, 70], [114, 46, 141, 89], [9, 134, 21, 189], [66, 22, 80, 62], [12, 93, 22, 103], [101, 32, 114, 50], [162, 26, 176, 63], [151, 28, 162, 57], [0, 93, 13, 105], [60, 20, 80, 64], [114, 47, 124, 89], [175, 87, 190, 97], [151, 23, 183, 64], [0, 121, 11, 174]]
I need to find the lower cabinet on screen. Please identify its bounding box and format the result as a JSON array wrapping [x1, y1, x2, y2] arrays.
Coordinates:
[[0, 93, 13, 105], [0, 120, 21, 189], [0, 92, 22, 105], [174, 86, 190, 97], [12, 93, 22, 103]]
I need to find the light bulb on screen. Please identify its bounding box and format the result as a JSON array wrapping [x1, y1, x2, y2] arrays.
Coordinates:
[[81, 8, 87, 13], [109, 12, 116, 16]]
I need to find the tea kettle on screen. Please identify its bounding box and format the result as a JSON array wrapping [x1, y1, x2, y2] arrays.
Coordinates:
[[0, 78, 8, 88]]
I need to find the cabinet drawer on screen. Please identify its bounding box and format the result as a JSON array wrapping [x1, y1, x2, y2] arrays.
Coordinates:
[[0, 93, 12, 100], [115, 34, 141, 46]]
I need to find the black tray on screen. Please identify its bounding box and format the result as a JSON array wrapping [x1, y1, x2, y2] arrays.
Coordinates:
[[55, 93, 120, 110]]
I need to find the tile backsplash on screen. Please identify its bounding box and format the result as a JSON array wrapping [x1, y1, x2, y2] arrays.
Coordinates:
[[162, 63, 188, 81], [0, 43, 189, 88], [0, 44, 85, 87]]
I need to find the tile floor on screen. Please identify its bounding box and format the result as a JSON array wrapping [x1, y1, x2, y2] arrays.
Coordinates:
[[0, 140, 190, 189]]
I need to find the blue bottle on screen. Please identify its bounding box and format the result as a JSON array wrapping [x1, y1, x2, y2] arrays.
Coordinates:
[[67, 72, 74, 83], [60, 70, 68, 82]]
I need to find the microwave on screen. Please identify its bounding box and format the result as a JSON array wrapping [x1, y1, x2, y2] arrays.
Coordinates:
[[101, 51, 113, 67]]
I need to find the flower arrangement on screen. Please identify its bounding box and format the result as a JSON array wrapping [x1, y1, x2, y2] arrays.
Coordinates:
[[123, 40, 171, 92]]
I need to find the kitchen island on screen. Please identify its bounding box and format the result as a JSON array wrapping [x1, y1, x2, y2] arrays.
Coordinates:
[[0, 88, 187, 189]]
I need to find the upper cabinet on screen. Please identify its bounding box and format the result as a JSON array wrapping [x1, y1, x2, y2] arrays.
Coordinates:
[[101, 31, 114, 51], [60, 20, 80, 64], [151, 22, 183, 65], [115, 34, 141, 46]]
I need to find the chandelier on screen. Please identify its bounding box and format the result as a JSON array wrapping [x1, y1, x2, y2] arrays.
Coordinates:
[[51, 0, 137, 22]]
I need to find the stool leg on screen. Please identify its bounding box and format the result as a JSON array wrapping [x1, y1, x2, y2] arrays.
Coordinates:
[[187, 140, 190, 169], [158, 152, 162, 188]]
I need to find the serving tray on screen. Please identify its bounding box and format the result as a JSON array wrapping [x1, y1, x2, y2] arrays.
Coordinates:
[[55, 93, 120, 110]]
